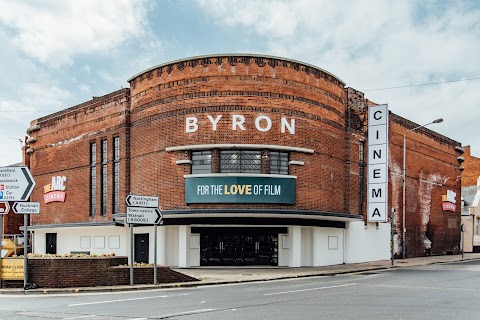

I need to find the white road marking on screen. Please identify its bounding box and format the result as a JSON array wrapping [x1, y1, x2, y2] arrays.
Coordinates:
[[68, 294, 173, 306], [264, 283, 358, 296], [63, 315, 97, 320], [128, 318, 148, 320], [154, 309, 215, 318]]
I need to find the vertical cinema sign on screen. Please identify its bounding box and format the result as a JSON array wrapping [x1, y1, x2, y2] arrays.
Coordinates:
[[367, 104, 389, 222]]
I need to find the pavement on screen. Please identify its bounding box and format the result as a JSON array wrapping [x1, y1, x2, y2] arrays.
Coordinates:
[[2, 253, 480, 295]]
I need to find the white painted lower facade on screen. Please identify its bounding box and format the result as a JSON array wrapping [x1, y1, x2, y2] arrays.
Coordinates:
[[32, 221, 390, 267]]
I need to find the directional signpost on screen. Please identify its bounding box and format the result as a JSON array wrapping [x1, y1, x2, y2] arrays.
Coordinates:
[[0, 202, 6, 288], [126, 207, 162, 224], [125, 195, 159, 208], [0, 166, 37, 289], [13, 202, 40, 215], [0, 167, 36, 201], [126, 194, 162, 286]]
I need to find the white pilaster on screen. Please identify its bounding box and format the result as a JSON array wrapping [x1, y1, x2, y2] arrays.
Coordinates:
[[312, 227, 322, 266], [157, 226, 167, 265], [288, 226, 302, 267], [178, 225, 191, 268]]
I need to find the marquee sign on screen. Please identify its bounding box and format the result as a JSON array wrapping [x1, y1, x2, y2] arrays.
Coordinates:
[[367, 104, 389, 222], [185, 176, 296, 204]]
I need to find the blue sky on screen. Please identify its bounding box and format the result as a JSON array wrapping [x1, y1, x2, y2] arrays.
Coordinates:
[[0, 0, 479, 166]]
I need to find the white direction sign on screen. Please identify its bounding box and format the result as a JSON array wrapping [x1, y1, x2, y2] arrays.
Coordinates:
[[127, 207, 163, 225], [0, 167, 36, 201], [0, 202, 10, 215], [125, 195, 159, 208], [13, 202, 40, 215]]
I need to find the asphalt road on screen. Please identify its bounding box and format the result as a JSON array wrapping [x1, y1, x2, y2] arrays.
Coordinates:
[[1, 260, 479, 320]]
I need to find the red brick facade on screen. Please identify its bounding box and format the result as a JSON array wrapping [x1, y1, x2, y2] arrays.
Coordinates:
[[461, 146, 479, 187], [23, 54, 462, 258], [389, 115, 462, 257]]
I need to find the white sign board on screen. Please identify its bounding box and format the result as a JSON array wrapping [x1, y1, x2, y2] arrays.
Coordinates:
[[125, 195, 159, 208], [367, 104, 389, 222], [0, 167, 36, 201], [0, 202, 10, 215], [126, 207, 163, 225], [13, 202, 40, 215]]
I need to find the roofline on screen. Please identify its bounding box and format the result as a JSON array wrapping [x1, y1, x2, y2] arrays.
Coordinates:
[[127, 53, 345, 86]]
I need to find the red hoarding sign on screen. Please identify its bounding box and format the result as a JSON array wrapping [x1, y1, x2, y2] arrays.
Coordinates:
[[442, 202, 456, 212], [44, 191, 66, 204]]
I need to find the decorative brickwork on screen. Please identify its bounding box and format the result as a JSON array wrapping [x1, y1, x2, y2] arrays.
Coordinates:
[[461, 146, 479, 187], [23, 54, 463, 259], [389, 114, 462, 257]]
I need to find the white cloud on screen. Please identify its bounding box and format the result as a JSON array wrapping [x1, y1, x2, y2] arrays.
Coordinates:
[[78, 84, 91, 93], [0, 0, 148, 67], [196, 0, 480, 153]]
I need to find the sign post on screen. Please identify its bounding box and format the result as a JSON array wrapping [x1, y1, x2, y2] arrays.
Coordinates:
[[130, 223, 133, 286], [14, 204, 40, 289], [23, 214, 28, 289], [0, 202, 10, 288], [0, 166, 37, 290], [0, 204, 3, 288], [125, 195, 162, 286], [391, 209, 395, 266]]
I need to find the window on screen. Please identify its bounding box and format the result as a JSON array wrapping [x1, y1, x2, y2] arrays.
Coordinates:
[[192, 151, 212, 174], [269, 151, 289, 174], [476, 218, 479, 236], [113, 137, 120, 214], [101, 139, 108, 216], [90, 142, 96, 216], [358, 141, 365, 214], [220, 150, 261, 173], [359, 141, 364, 162]]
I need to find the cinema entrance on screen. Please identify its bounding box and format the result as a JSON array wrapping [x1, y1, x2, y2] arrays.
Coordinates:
[[193, 227, 286, 266]]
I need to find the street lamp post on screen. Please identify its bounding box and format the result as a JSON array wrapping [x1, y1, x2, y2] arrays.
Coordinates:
[[402, 118, 443, 259]]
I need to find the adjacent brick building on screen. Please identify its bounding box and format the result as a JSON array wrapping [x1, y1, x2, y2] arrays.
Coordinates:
[[21, 54, 462, 267], [460, 146, 480, 252]]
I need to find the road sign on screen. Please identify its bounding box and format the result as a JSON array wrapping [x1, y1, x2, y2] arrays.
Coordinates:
[[126, 207, 162, 225], [0, 167, 36, 201], [125, 195, 159, 208], [13, 202, 40, 215], [0, 202, 10, 215]]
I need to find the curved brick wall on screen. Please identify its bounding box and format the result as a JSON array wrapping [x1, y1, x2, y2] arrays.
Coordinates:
[[128, 55, 350, 213]]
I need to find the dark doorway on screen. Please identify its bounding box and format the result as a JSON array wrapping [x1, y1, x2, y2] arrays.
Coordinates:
[[194, 227, 284, 266], [46, 233, 57, 254], [134, 233, 149, 263]]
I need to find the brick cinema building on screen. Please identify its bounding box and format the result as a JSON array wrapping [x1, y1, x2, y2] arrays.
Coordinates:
[[23, 54, 463, 267]]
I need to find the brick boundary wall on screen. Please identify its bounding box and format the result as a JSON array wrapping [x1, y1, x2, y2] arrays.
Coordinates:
[[1, 257, 197, 288]]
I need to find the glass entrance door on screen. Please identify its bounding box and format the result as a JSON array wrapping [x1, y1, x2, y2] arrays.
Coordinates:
[[197, 228, 281, 266]]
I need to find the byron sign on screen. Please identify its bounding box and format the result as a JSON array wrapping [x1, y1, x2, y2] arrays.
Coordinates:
[[185, 176, 296, 204], [185, 114, 296, 134]]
